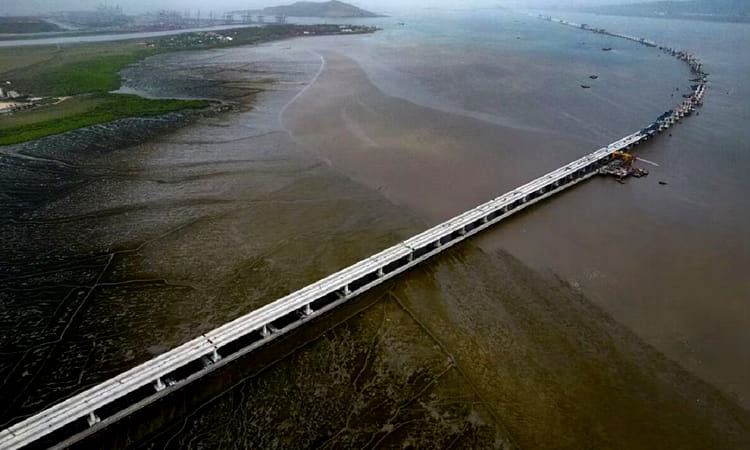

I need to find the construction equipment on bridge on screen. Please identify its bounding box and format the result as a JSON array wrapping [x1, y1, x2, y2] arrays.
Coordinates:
[[0, 15, 708, 450], [598, 151, 650, 181]]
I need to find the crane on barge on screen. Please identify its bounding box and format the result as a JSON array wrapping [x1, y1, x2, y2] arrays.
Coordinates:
[[599, 151, 658, 182]]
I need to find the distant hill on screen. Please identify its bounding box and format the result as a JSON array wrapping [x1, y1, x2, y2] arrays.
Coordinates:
[[585, 0, 750, 23], [261, 1, 382, 18], [0, 17, 62, 34]]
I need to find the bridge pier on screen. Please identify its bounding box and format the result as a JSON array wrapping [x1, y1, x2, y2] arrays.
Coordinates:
[[0, 101, 703, 449], [87, 412, 101, 427]]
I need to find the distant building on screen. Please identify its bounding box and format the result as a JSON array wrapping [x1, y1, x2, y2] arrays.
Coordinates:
[[58, 4, 130, 28], [157, 10, 185, 27]]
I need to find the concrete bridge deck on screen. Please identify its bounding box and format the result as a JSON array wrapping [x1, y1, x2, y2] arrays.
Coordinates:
[[0, 22, 707, 450]]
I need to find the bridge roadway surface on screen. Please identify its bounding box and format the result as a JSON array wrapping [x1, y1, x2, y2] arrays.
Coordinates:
[[0, 50, 706, 450]]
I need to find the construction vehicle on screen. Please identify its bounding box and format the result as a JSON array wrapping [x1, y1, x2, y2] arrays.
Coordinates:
[[599, 151, 656, 181]]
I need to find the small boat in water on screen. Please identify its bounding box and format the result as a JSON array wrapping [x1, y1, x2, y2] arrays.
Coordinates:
[[589, 75, 599, 79], [602, 47, 612, 51], [581, 84, 591, 89]]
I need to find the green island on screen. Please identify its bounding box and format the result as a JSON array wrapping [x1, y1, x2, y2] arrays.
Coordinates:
[[0, 24, 376, 145]]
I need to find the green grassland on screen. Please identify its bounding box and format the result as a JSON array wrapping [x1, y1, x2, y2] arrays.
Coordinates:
[[0, 41, 202, 145], [0, 97, 107, 128], [0, 94, 209, 145], [0, 25, 375, 145], [15, 53, 146, 97], [0, 40, 147, 74]]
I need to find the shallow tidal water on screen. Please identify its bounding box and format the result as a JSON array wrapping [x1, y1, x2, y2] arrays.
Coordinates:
[[1, 8, 749, 449]]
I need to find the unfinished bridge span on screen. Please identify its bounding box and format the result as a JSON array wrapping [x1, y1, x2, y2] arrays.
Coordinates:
[[0, 19, 708, 450]]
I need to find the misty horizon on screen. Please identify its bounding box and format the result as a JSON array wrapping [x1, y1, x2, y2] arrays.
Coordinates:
[[0, 0, 660, 16]]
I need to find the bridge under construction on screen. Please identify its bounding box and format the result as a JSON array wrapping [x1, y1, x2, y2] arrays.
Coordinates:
[[0, 17, 708, 450]]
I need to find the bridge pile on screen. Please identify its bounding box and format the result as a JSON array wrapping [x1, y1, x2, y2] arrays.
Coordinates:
[[0, 17, 708, 450]]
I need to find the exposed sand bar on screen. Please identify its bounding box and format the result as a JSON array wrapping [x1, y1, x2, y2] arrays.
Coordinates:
[[282, 25, 750, 411], [276, 38, 750, 447], [284, 50, 594, 224]]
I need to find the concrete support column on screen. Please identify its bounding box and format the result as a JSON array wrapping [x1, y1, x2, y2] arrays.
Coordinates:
[[87, 412, 101, 427], [211, 348, 221, 363], [459, 227, 466, 236], [154, 377, 166, 392], [343, 285, 351, 296], [407, 253, 414, 262], [303, 304, 313, 316], [377, 267, 384, 277], [261, 325, 270, 338]]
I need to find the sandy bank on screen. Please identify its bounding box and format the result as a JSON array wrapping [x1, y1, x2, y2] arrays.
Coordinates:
[[284, 50, 593, 225], [279, 46, 750, 447]]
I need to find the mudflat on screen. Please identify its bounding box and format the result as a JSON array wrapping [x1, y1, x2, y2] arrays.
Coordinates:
[[1, 24, 749, 449]]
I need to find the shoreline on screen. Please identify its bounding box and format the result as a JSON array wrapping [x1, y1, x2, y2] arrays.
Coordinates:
[[0, 24, 377, 146]]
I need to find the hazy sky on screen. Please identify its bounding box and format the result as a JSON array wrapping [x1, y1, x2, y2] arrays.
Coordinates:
[[0, 0, 651, 16]]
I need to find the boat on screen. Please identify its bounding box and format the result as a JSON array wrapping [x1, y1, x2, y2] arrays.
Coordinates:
[[581, 84, 591, 89], [631, 168, 649, 178], [602, 47, 612, 51], [589, 75, 599, 79]]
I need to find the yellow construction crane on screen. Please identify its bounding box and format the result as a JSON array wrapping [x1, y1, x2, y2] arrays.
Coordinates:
[[612, 151, 659, 167]]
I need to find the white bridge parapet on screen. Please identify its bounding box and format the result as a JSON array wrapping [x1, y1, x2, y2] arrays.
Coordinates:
[[0, 129, 658, 450], [0, 23, 708, 450]]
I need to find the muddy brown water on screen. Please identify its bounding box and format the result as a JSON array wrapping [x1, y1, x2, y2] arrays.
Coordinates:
[[1, 15, 750, 449]]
